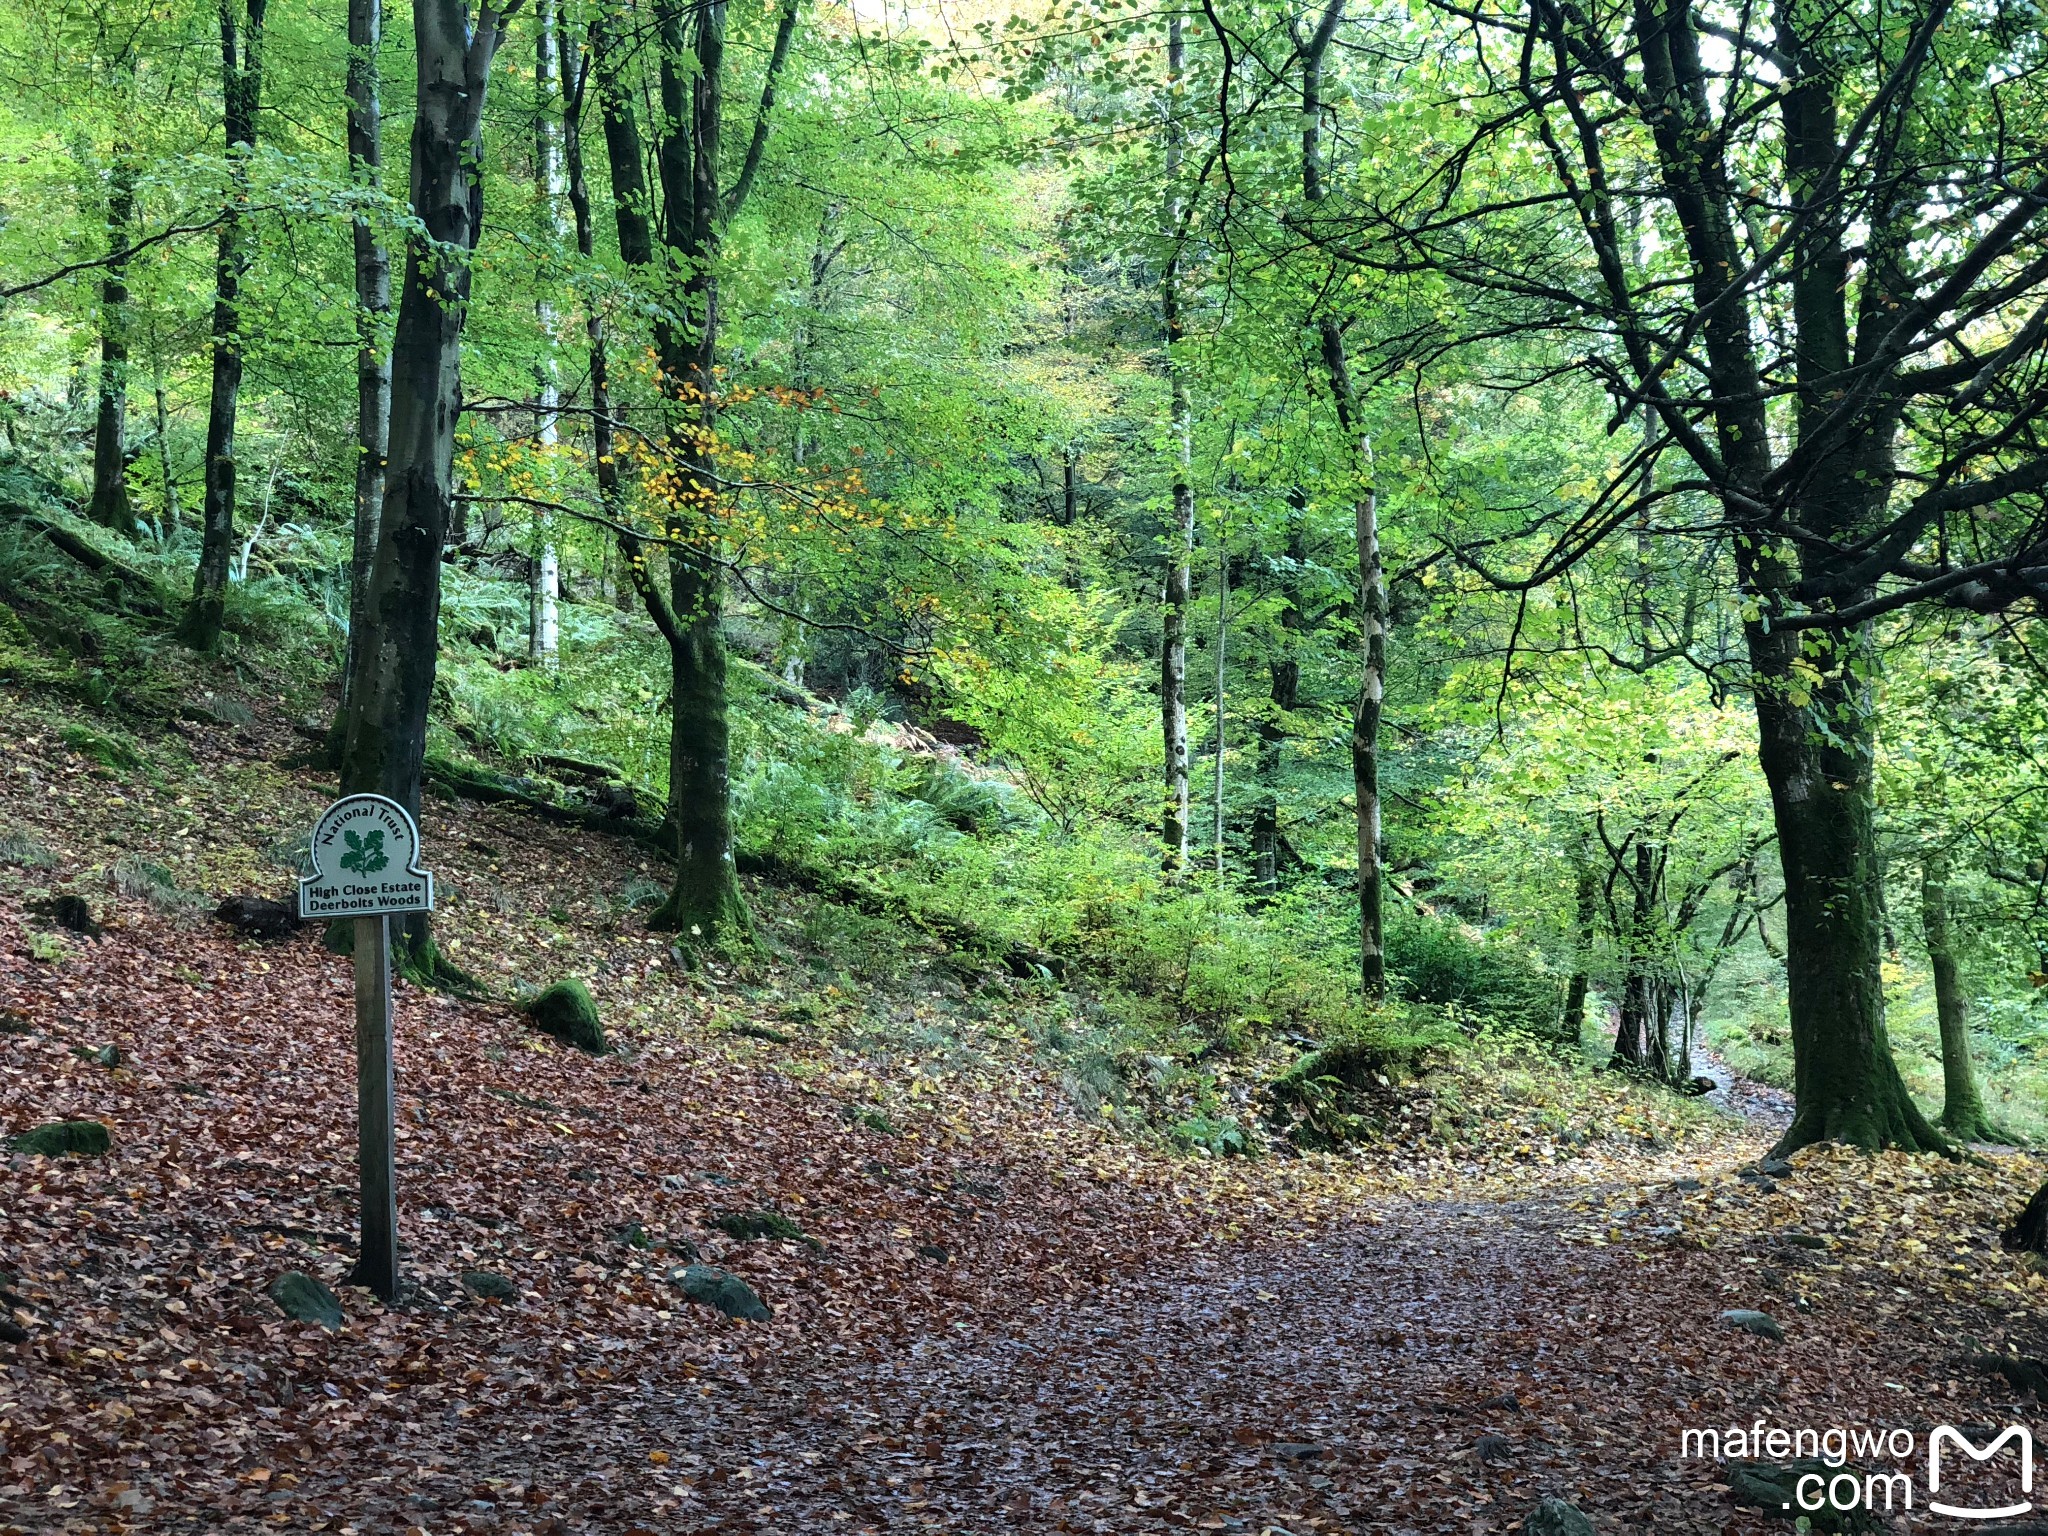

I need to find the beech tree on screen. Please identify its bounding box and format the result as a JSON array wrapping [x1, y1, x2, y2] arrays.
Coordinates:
[[337, 0, 520, 974], [590, 0, 800, 951], [181, 0, 267, 649]]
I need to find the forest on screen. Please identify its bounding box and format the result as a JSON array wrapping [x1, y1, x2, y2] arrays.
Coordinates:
[[3, 0, 2048, 1529]]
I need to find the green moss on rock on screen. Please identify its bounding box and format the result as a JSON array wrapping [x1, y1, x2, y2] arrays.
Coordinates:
[[9, 1120, 111, 1157], [524, 978, 606, 1054], [267, 1271, 342, 1330], [671, 1264, 771, 1321]]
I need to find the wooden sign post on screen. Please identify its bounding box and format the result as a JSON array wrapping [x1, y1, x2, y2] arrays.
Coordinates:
[[298, 794, 435, 1303]]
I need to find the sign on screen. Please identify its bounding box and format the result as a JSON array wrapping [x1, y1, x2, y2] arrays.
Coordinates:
[[298, 794, 435, 920], [298, 793, 434, 1303]]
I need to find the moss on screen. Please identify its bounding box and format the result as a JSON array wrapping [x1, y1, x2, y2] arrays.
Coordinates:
[[59, 721, 143, 772], [525, 978, 607, 1054], [9, 1119, 112, 1157], [713, 1209, 819, 1248]]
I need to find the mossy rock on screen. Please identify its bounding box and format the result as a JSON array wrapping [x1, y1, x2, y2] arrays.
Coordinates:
[[9, 1120, 111, 1157], [267, 1271, 342, 1330], [1523, 1500, 1594, 1536], [460, 1270, 517, 1302], [714, 1209, 819, 1248], [524, 978, 606, 1054], [1725, 1460, 1884, 1533], [1720, 1308, 1784, 1341], [671, 1264, 771, 1322]]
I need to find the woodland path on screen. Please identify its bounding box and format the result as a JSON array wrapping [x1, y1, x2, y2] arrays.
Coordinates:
[[442, 1171, 1968, 1536]]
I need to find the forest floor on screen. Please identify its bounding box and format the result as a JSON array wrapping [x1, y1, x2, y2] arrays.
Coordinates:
[[7, 681, 2048, 1535]]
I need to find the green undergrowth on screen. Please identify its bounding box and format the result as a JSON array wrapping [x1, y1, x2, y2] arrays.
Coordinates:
[[0, 458, 1700, 1164]]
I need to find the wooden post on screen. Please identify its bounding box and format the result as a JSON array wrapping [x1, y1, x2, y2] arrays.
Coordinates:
[[349, 912, 398, 1301]]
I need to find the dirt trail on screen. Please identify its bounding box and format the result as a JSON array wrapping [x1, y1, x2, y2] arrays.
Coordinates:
[[432, 1182, 1972, 1536]]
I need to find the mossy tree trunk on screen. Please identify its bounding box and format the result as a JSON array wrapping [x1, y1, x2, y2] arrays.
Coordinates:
[[1921, 850, 2002, 1142]]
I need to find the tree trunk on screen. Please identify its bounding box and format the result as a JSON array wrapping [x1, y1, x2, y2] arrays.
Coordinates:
[[337, 0, 512, 979], [88, 150, 138, 538], [332, 0, 391, 762], [1612, 839, 1657, 1071], [182, 0, 267, 649], [1212, 537, 1228, 876], [1299, 0, 1385, 997], [150, 350, 179, 532], [1922, 850, 1999, 1142], [1562, 835, 1598, 1043], [528, 0, 565, 670], [1751, 631, 1940, 1152], [1352, 480, 1385, 998], [1158, 15, 1192, 872], [1254, 509, 1305, 898]]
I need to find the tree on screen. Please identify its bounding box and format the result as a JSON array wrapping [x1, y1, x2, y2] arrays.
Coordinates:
[[1919, 848, 2003, 1142], [332, 0, 391, 758], [338, 0, 519, 974], [589, 0, 799, 950], [1158, 16, 1193, 871], [86, 135, 138, 538], [1314, 0, 2048, 1150], [1292, 0, 1386, 997], [180, 0, 267, 649]]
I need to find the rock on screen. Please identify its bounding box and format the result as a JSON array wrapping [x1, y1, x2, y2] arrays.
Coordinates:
[[9, 1120, 111, 1157], [460, 1271, 517, 1302], [1273, 1442, 1325, 1460], [671, 1264, 771, 1322], [612, 1223, 653, 1250], [1680, 1075, 1716, 1096], [714, 1209, 819, 1248], [1758, 1155, 1794, 1177], [1720, 1308, 1784, 1341], [1672, 1178, 1705, 1191], [267, 1271, 343, 1330], [1523, 1498, 1594, 1536], [1972, 1351, 2048, 1399], [213, 894, 302, 940], [1777, 1231, 1828, 1250], [1726, 1460, 1883, 1532], [524, 978, 606, 1054], [28, 894, 100, 938], [1475, 1434, 1516, 1464]]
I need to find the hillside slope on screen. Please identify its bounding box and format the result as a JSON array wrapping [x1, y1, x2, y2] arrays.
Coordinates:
[[4, 680, 2048, 1534]]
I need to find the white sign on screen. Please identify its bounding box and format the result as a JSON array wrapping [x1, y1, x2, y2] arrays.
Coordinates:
[[298, 794, 435, 920]]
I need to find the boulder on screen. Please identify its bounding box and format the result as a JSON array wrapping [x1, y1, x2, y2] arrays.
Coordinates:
[[28, 895, 100, 938], [267, 1271, 343, 1330], [1523, 1499, 1594, 1536], [460, 1271, 517, 1302], [524, 979, 606, 1054], [213, 895, 302, 940], [714, 1209, 819, 1248], [1726, 1461, 1884, 1533], [9, 1120, 111, 1157], [1720, 1308, 1784, 1341], [671, 1264, 771, 1322]]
